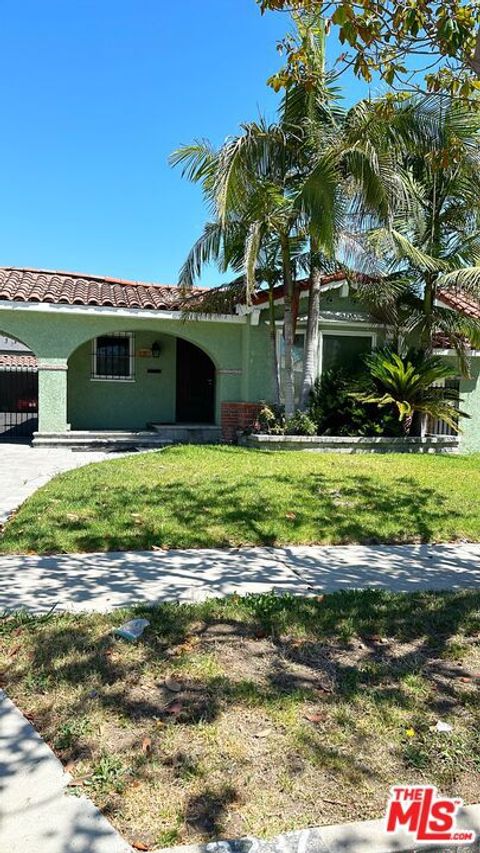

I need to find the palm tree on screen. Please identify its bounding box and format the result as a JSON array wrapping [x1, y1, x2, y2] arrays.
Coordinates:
[[171, 11, 346, 417], [171, 123, 303, 414], [272, 11, 351, 409], [343, 96, 480, 374]]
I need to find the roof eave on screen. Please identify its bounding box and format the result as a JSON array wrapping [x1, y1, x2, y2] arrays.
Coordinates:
[[0, 299, 247, 323]]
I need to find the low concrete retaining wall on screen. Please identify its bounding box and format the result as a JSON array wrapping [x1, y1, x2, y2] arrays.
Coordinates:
[[239, 434, 459, 453]]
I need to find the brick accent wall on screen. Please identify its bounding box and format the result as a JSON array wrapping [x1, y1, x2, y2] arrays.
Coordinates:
[[221, 402, 263, 443]]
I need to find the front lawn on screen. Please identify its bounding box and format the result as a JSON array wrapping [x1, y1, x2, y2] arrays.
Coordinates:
[[1, 446, 480, 554], [2, 590, 480, 849]]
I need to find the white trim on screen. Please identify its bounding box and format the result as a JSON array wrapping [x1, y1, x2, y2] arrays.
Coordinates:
[[0, 299, 246, 324], [434, 348, 480, 357], [92, 331, 135, 381], [90, 377, 136, 383], [37, 362, 67, 371], [269, 315, 386, 329]]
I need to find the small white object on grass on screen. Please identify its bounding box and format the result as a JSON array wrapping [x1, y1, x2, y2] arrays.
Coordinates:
[[114, 619, 150, 641], [434, 720, 453, 733]]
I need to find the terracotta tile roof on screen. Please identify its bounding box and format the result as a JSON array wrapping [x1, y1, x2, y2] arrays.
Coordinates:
[[0, 267, 210, 312], [0, 353, 37, 368], [437, 289, 480, 320]]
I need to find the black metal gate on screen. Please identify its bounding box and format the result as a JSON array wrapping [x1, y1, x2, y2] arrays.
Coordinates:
[[0, 366, 38, 438]]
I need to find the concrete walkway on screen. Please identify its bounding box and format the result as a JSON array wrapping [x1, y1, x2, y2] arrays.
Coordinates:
[[0, 442, 120, 525], [1, 542, 480, 613], [0, 690, 131, 853]]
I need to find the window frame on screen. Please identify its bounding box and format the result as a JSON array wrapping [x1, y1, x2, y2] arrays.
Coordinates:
[[318, 329, 377, 375], [91, 332, 136, 382]]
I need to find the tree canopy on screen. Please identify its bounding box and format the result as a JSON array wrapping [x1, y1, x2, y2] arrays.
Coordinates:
[[257, 0, 480, 99]]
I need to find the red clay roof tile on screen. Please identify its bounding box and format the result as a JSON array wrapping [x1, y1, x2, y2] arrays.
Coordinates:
[[0, 353, 37, 368], [437, 289, 480, 320], [0, 267, 210, 312]]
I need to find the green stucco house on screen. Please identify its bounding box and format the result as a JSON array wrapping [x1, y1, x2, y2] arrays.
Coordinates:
[[0, 266, 479, 450]]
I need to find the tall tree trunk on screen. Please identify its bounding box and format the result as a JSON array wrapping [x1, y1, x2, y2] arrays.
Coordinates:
[[410, 410, 424, 437], [280, 233, 296, 418], [300, 238, 321, 409], [422, 274, 435, 356], [419, 275, 437, 438], [268, 283, 281, 405]]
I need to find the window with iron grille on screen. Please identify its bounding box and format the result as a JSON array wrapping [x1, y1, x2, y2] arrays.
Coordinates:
[[92, 333, 135, 381]]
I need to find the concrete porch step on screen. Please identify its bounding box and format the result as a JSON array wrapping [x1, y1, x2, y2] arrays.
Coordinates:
[[32, 431, 171, 450], [148, 423, 221, 443]]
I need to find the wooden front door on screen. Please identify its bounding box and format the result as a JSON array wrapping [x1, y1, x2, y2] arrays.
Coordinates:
[[176, 338, 215, 423]]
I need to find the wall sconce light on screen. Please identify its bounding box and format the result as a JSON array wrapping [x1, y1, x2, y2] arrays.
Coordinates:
[[151, 341, 162, 358]]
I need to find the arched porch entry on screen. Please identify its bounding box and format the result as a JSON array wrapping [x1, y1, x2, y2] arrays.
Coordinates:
[[0, 332, 38, 439], [67, 330, 216, 431]]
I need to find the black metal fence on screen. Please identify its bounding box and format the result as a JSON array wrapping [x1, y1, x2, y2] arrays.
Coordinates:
[[0, 366, 38, 438]]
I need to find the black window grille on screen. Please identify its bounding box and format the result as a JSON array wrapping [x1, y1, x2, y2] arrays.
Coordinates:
[[92, 334, 134, 380]]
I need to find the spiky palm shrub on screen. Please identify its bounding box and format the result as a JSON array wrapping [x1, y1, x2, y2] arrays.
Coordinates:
[[352, 348, 468, 435]]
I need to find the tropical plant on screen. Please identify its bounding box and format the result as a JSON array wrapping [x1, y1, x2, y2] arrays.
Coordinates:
[[309, 368, 402, 436], [279, 15, 348, 409], [343, 96, 480, 373], [171, 12, 352, 416], [171, 115, 341, 415], [352, 348, 468, 434]]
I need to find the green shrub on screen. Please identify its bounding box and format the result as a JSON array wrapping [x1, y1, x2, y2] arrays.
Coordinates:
[[353, 348, 466, 435], [285, 410, 317, 435], [309, 369, 402, 437], [254, 405, 317, 436], [255, 404, 286, 435]]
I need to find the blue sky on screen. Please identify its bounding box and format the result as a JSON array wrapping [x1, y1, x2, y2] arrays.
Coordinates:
[[0, 0, 368, 286]]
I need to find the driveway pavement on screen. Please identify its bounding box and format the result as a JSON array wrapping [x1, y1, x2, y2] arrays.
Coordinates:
[[0, 441, 122, 525], [1, 542, 480, 613]]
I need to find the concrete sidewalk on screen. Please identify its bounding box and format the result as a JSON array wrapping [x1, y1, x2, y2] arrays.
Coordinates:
[[1, 542, 480, 613], [0, 690, 131, 853]]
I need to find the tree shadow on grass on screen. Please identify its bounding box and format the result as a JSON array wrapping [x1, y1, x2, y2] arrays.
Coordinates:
[[3, 589, 480, 842], [0, 464, 469, 554]]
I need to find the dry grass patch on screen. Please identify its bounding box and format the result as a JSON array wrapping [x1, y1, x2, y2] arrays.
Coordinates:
[[2, 590, 480, 850]]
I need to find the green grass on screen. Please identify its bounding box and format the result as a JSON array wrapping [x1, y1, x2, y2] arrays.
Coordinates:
[[1, 445, 480, 554], [2, 589, 480, 847]]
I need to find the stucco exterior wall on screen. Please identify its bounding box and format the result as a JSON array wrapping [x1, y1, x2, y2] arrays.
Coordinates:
[[458, 357, 480, 453], [68, 330, 178, 430], [0, 306, 268, 432], [1, 302, 480, 450]]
